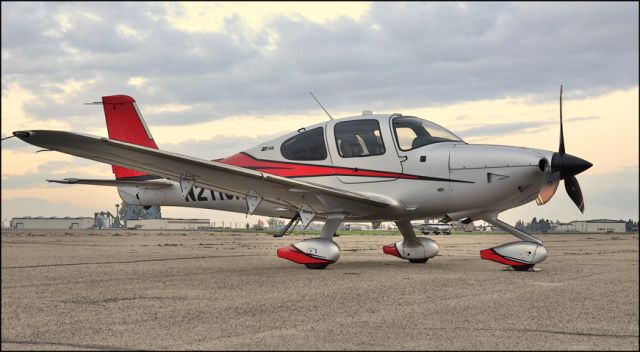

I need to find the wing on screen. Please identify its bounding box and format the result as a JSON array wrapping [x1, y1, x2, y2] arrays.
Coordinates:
[[14, 130, 391, 217]]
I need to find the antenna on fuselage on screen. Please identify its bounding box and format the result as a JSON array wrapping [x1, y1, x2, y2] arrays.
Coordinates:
[[309, 91, 333, 120]]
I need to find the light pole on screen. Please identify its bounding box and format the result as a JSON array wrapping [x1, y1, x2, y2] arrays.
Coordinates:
[[114, 203, 120, 228]]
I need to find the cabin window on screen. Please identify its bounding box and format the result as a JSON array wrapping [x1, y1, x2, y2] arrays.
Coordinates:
[[334, 120, 385, 158], [392, 116, 463, 151], [281, 127, 327, 161]]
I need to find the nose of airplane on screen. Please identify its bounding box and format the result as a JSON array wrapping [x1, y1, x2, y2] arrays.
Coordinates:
[[551, 152, 593, 177]]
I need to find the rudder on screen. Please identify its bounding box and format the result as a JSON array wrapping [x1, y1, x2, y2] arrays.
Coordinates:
[[102, 95, 158, 179]]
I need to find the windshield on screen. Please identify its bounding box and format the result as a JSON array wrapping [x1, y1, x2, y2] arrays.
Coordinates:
[[392, 116, 464, 151]]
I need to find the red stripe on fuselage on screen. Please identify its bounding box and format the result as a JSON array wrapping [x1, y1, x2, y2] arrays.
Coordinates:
[[218, 153, 417, 179]]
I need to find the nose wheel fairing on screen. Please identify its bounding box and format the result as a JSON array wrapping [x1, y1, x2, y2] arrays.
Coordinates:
[[479, 217, 549, 271], [480, 241, 548, 268]]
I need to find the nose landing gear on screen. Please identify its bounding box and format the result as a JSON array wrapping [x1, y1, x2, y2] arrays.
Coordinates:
[[383, 220, 439, 263], [480, 217, 548, 271]]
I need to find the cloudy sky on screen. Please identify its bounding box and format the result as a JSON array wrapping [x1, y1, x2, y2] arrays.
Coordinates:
[[2, 2, 638, 228]]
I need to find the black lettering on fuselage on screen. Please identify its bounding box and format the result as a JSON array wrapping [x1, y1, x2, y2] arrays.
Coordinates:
[[197, 188, 207, 201], [185, 188, 196, 202], [184, 187, 241, 202]]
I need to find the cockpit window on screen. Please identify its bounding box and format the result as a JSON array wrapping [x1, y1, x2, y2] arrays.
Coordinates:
[[335, 120, 385, 158], [281, 127, 327, 161], [392, 116, 463, 151]]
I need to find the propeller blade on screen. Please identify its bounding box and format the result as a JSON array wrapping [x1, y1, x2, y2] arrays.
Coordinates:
[[559, 85, 565, 155], [536, 171, 560, 205], [564, 175, 584, 213]]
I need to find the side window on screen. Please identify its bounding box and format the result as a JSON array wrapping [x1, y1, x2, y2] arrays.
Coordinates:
[[281, 127, 327, 161], [334, 120, 385, 158], [395, 126, 417, 150]]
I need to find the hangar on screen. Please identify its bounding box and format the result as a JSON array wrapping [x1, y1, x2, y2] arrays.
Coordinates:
[[553, 219, 627, 233], [127, 218, 210, 230], [9, 216, 94, 230], [572, 219, 626, 233]]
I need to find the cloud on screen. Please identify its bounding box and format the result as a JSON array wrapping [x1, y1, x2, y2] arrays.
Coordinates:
[[162, 133, 282, 160], [456, 116, 600, 139], [2, 2, 638, 225], [1, 2, 637, 129], [502, 166, 639, 223], [1, 197, 96, 219], [2, 158, 111, 189], [458, 121, 544, 139]]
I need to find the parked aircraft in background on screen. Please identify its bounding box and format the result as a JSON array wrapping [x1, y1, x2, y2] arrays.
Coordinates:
[[421, 223, 451, 235], [12, 86, 591, 270]]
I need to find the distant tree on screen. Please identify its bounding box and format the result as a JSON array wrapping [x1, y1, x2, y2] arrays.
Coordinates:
[[626, 219, 638, 232]]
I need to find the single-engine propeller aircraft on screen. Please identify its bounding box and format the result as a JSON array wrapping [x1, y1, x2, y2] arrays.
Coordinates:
[[12, 86, 592, 270]]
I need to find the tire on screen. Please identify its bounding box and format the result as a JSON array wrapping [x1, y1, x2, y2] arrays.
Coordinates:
[[511, 264, 534, 271], [305, 263, 329, 269], [409, 258, 429, 264]]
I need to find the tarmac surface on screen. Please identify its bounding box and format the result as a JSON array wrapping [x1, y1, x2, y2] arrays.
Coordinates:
[[1, 229, 638, 350]]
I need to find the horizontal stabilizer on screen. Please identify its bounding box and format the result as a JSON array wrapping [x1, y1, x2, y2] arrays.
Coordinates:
[[47, 178, 173, 188]]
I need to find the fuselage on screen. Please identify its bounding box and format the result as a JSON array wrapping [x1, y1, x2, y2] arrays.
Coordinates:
[[118, 113, 554, 221]]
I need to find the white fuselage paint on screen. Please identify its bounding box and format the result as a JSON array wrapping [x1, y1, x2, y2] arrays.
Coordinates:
[[118, 114, 555, 222]]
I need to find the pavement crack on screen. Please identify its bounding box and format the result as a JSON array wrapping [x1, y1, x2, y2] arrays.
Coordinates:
[[1, 254, 263, 269], [1, 339, 142, 351], [452, 327, 638, 339]]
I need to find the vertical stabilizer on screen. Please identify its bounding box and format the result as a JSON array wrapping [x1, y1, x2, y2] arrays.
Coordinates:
[[102, 95, 158, 179]]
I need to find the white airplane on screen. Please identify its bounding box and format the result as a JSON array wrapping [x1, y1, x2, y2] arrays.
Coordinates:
[[11, 87, 591, 270]]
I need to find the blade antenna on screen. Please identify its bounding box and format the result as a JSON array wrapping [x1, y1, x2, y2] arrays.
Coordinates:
[[309, 91, 333, 120], [559, 84, 565, 155]]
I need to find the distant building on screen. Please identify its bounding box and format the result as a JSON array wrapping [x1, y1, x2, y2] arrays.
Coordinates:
[[572, 219, 626, 233], [253, 219, 265, 230], [126, 218, 210, 230], [552, 222, 576, 232], [345, 223, 369, 231], [10, 216, 94, 230]]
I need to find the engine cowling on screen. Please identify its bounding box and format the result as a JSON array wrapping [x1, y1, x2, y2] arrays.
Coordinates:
[[383, 238, 439, 263]]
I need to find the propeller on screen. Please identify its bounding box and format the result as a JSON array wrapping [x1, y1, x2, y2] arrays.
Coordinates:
[[536, 85, 592, 212]]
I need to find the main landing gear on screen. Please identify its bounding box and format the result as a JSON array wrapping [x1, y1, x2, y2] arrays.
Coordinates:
[[480, 218, 548, 271], [383, 220, 439, 263], [277, 214, 344, 269]]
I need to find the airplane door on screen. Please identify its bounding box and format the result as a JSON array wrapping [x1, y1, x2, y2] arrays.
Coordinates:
[[390, 115, 455, 214], [327, 118, 403, 184]]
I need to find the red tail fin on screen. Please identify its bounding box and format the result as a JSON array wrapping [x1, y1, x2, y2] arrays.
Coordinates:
[[102, 95, 158, 179]]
